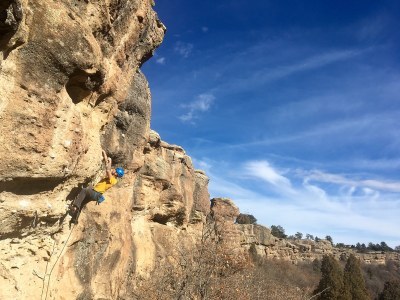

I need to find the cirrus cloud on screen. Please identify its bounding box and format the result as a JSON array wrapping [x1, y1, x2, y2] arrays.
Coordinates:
[[179, 93, 215, 123], [174, 41, 194, 58]]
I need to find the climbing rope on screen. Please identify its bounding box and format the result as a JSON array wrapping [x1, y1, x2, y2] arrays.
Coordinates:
[[33, 150, 112, 299], [34, 223, 76, 300]]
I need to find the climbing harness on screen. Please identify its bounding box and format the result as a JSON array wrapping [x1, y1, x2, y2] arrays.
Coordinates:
[[33, 223, 76, 300]]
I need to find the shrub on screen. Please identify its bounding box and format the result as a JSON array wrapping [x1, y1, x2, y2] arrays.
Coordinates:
[[379, 280, 400, 300], [236, 213, 257, 224]]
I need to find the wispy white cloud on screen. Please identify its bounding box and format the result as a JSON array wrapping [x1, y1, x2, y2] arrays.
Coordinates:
[[179, 93, 215, 123], [206, 46, 370, 94], [194, 157, 400, 247], [349, 158, 400, 171], [156, 57, 166, 65], [304, 170, 400, 193], [146, 6, 400, 247], [225, 109, 400, 151], [174, 41, 194, 58], [243, 160, 295, 195], [201, 26, 209, 33], [258, 49, 364, 81]]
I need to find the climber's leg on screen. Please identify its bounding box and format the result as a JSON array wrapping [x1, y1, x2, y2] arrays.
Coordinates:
[[72, 187, 90, 210], [68, 188, 89, 222], [68, 186, 98, 223]]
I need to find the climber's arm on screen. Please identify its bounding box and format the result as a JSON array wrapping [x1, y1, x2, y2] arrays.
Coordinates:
[[102, 150, 113, 180]]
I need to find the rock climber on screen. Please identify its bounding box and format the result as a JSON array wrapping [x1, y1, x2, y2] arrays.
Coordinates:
[[69, 150, 124, 223]]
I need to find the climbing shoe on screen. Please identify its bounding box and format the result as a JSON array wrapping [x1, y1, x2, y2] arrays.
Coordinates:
[[68, 205, 80, 223]]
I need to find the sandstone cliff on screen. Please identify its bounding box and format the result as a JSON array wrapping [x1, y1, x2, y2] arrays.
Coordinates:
[[0, 1, 190, 299], [211, 199, 400, 266], [0, 1, 398, 300]]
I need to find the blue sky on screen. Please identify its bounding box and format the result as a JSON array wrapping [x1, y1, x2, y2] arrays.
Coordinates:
[[142, 0, 400, 247]]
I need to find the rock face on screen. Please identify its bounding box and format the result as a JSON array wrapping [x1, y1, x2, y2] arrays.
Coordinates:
[[0, 1, 399, 299], [101, 69, 152, 169], [0, 1, 172, 299], [210, 198, 241, 248], [241, 224, 400, 264], [0, 0, 165, 244], [48, 133, 211, 299], [210, 198, 400, 265], [0, 0, 165, 189], [0, 128, 211, 299]]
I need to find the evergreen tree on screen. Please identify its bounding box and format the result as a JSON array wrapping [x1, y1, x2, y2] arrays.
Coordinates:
[[379, 280, 400, 300], [313, 255, 344, 299], [294, 232, 303, 240], [360, 243, 367, 253], [235, 213, 257, 224], [380, 241, 393, 252], [270, 225, 287, 238], [356, 242, 362, 251], [343, 254, 370, 300], [325, 235, 333, 245]]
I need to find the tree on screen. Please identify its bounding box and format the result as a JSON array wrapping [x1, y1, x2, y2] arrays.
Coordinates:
[[236, 213, 257, 224], [379, 280, 400, 300], [360, 243, 367, 253], [134, 213, 250, 299], [270, 225, 287, 239], [306, 233, 314, 240], [380, 242, 393, 252], [395, 245, 400, 252], [294, 232, 303, 240], [313, 255, 344, 299], [368, 242, 381, 251], [356, 242, 362, 251], [343, 254, 370, 300], [315, 236, 321, 242], [325, 235, 333, 245]]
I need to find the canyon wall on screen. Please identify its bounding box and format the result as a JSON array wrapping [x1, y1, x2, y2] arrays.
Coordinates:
[[212, 199, 400, 266]]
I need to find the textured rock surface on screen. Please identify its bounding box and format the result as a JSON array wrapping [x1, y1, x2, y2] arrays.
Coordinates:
[[212, 202, 400, 265], [133, 134, 210, 226], [0, 129, 211, 299], [210, 198, 243, 251], [0, 0, 165, 186], [0, 0, 166, 243], [101, 69, 152, 169], [0, 1, 168, 299], [210, 199, 400, 265]]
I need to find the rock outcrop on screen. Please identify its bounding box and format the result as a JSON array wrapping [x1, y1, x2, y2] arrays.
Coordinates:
[[0, 0, 165, 239], [0, 1, 173, 299], [210, 198, 400, 265], [47, 133, 210, 299]]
